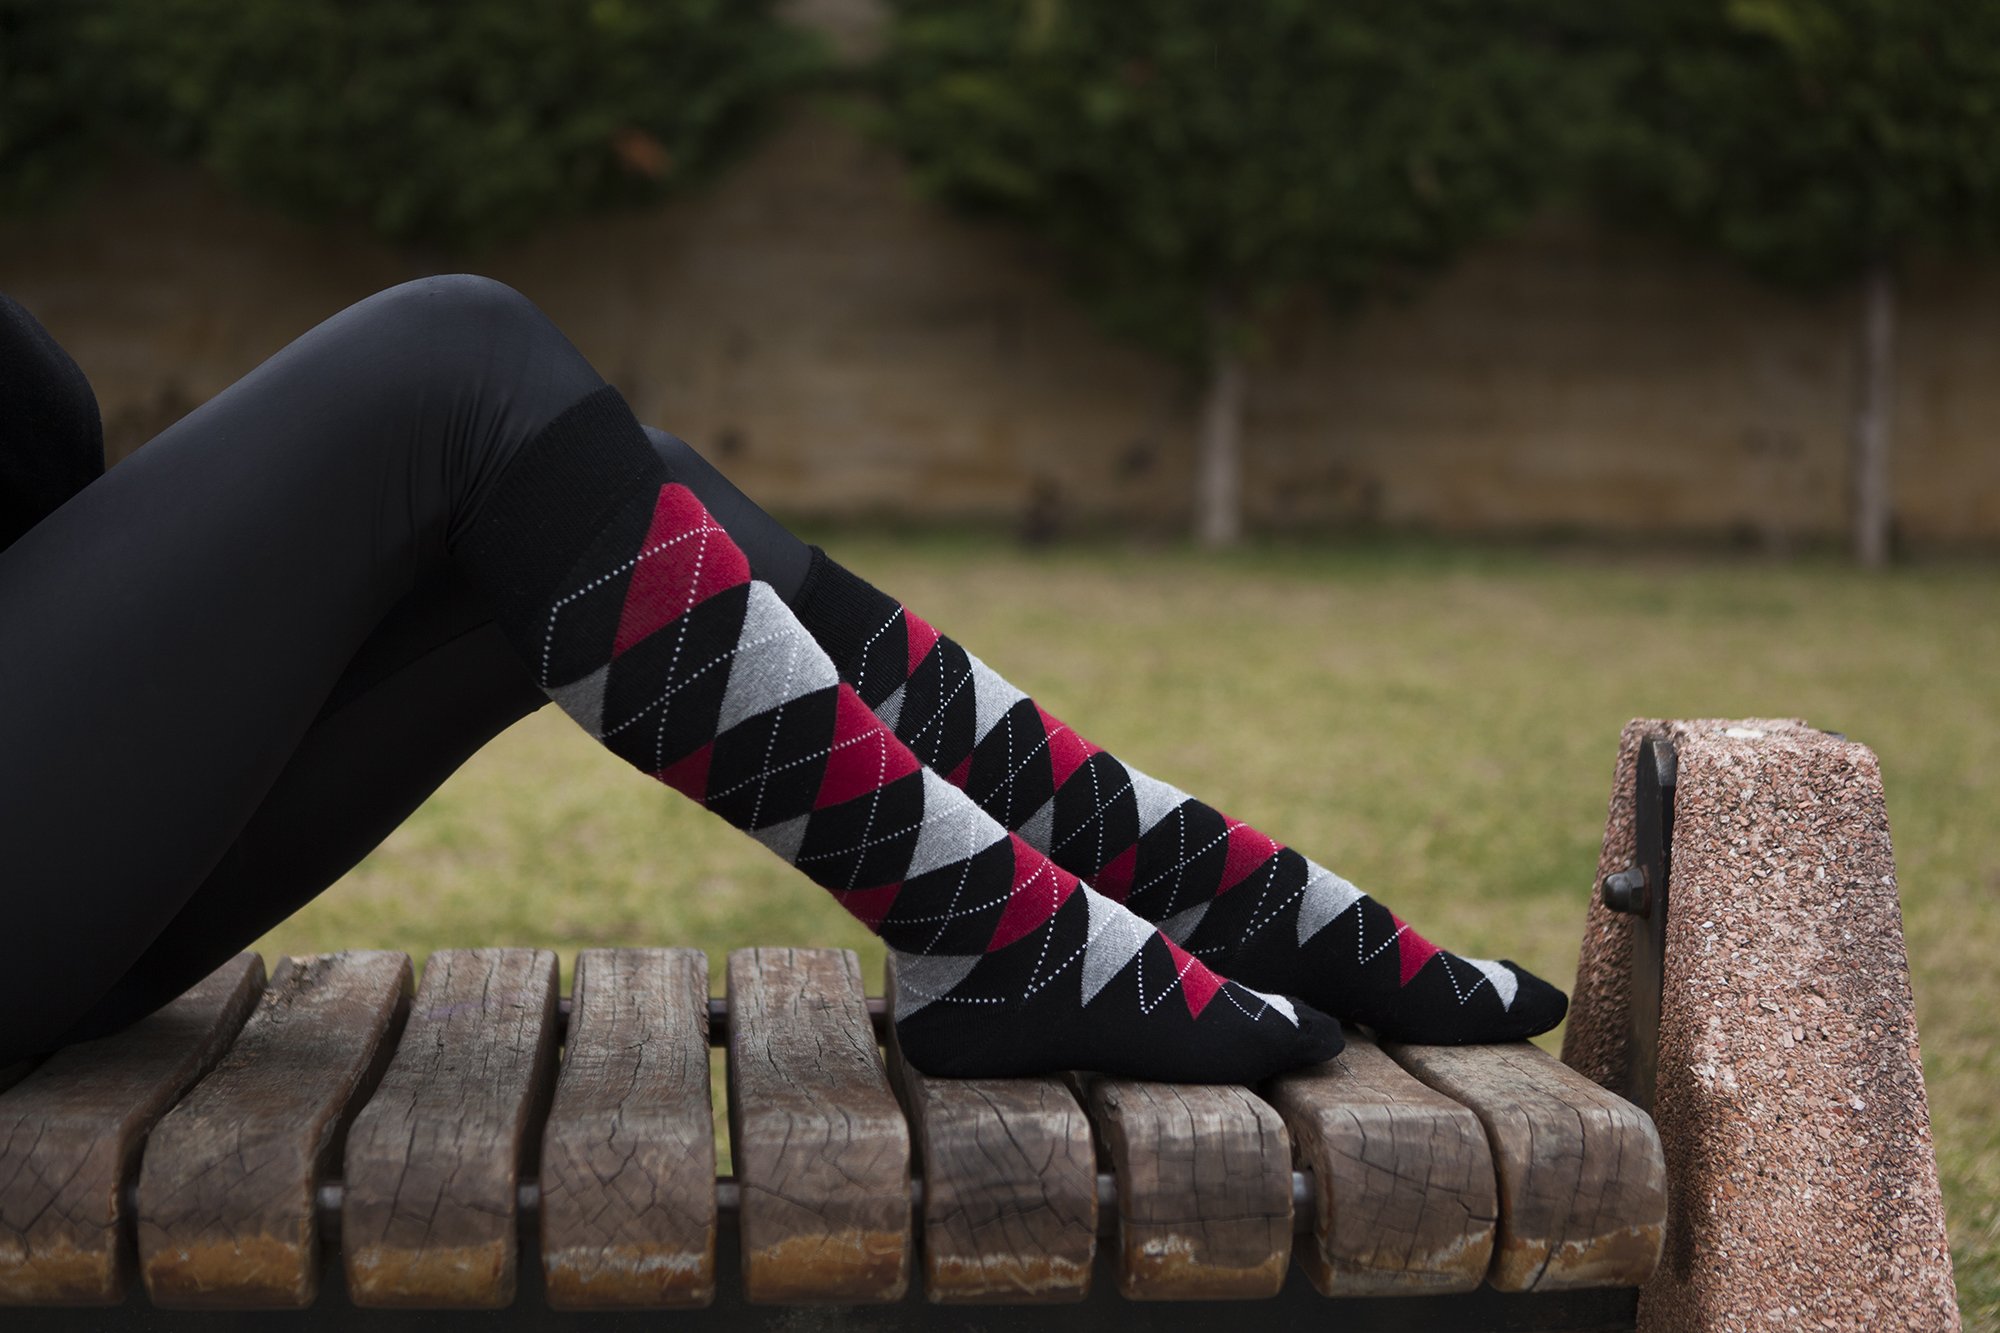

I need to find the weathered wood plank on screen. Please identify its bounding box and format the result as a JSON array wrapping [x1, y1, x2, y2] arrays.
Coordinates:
[[134, 952, 410, 1308], [0, 954, 265, 1305], [883, 960, 1096, 1303], [1266, 1029, 1496, 1295], [341, 948, 559, 1308], [1382, 1039, 1667, 1291], [539, 948, 716, 1310], [727, 948, 910, 1303], [1079, 1076, 1292, 1300]]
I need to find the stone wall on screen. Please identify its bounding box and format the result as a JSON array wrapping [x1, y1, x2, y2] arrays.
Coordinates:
[[5, 104, 1998, 546]]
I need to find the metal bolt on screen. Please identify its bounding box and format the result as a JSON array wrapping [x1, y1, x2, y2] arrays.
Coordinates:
[[1602, 865, 1652, 917]]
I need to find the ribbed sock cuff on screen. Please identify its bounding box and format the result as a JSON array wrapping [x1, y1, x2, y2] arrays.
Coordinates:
[[793, 546, 905, 671], [456, 384, 665, 611]]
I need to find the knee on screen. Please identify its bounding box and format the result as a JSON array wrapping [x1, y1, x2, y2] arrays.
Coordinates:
[[367, 273, 550, 343], [333, 273, 596, 418]]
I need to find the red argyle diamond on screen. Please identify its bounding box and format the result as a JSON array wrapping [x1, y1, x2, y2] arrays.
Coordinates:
[[1039, 705, 1102, 788], [1163, 936, 1221, 1018], [1394, 914, 1440, 986], [988, 836, 1078, 950], [816, 685, 922, 809], [1218, 821, 1281, 894], [904, 609, 941, 677], [656, 740, 713, 802], [614, 485, 751, 658]]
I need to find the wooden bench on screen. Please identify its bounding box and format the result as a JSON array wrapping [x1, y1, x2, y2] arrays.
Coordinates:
[[0, 719, 1957, 1330], [0, 940, 1665, 1329]]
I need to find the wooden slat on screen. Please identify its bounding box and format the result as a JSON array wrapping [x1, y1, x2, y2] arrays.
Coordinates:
[[134, 952, 411, 1308], [1382, 1040, 1667, 1291], [883, 960, 1096, 1303], [0, 954, 265, 1305], [341, 948, 559, 1308], [1080, 1076, 1292, 1300], [1266, 1030, 1496, 1295], [727, 948, 910, 1303], [539, 948, 716, 1309]]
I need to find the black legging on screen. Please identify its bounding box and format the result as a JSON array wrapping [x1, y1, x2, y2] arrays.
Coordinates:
[[0, 276, 811, 1063]]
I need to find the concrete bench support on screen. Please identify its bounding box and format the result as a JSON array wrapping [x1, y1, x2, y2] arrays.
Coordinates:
[[1563, 719, 1958, 1332]]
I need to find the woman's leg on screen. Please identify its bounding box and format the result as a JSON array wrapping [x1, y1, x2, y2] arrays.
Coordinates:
[[47, 571, 547, 1043], [51, 427, 801, 1045], [579, 429, 1567, 1043], [50, 420, 813, 1040], [4, 282, 1333, 1081], [0, 275, 607, 1062]]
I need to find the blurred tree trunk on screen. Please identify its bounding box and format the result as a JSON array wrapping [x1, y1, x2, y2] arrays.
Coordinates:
[[1196, 294, 1245, 547], [1851, 260, 1895, 568]]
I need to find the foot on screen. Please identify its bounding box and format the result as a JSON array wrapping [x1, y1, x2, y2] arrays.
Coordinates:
[[1163, 833, 1569, 1044], [890, 863, 1345, 1081]]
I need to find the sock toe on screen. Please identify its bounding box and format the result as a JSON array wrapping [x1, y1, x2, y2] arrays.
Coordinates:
[[1410, 961, 1568, 1044], [1290, 999, 1346, 1065], [1498, 961, 1568, 1038]]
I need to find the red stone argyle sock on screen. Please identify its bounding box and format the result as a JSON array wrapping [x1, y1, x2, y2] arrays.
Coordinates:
[[790, 549, 1567, 1045], [456, 390, 1341, 1081]]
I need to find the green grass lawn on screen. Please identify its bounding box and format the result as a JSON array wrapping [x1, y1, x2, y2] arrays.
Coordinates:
[[251, 535, 2000, 1325]]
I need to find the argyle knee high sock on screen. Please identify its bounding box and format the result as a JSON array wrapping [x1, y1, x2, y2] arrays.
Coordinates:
[[456, 389, 1341, 1081], [790, 550, 1567, 1045]]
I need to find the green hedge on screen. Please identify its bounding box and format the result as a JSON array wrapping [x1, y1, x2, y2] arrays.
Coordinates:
[[1, 0, 818, 249], [0, 0, 123, 215], [1588, 0, 2000, 288], [875, 0, 1597, 365]]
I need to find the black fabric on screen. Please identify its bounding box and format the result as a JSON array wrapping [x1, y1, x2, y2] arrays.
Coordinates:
[[54, 581, 549, 1043], [0, 292, 105, 553], [792, 547, 904, 697], [455, 385, 663, 611], [1, 275, 606, 1061], [0, 276, 823, 1063]]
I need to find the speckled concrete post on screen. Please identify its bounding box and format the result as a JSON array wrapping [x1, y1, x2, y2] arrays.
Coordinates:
[[1564, 720, 1958, 1331]]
